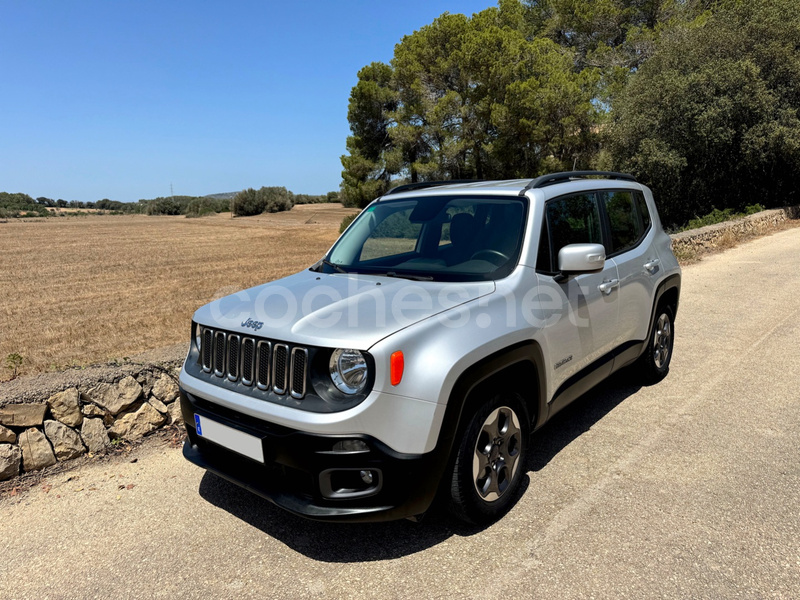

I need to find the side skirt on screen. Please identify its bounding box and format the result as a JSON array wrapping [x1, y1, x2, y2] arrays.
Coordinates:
[[547, 339, 645, 419]]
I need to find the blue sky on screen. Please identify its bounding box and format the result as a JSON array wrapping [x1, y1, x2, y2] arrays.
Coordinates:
[[1, 0, 495, 202]]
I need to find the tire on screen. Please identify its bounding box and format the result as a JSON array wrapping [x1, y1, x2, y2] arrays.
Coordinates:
[[450, 393, 529, 525], [640, 304, 675, 384]]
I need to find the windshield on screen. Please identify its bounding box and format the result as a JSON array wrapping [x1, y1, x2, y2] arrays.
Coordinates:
[[321, 195, 527, 282]]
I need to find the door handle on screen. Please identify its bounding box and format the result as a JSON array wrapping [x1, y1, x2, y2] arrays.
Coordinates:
[[643, 259, 660, 272], [598, 279, 619, 294]]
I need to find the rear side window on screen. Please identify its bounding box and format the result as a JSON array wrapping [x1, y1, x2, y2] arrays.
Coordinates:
[[601, 190, 649, 255], [603, 191, 639, 253], [539, 193, 602, 272]]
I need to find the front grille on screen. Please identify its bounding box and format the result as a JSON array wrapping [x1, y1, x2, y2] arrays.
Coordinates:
[[273, 344, 289, 395], [214, 331, 226, 377], [227, 335, 240, 382], [201, 328, 214, 372], [241, 338, 255, 386], [256, 341, 271, 390], [290, 348, 307, 399], [200, 328, 308, 399]]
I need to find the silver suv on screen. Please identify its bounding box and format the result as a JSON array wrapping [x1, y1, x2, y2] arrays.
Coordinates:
[[179, 171, 681, 524]]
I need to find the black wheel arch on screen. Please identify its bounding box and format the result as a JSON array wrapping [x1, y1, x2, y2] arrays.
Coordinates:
[[647, 273, 681, 343], [446, 341, 547, 436], [426, 341, 547, 491]]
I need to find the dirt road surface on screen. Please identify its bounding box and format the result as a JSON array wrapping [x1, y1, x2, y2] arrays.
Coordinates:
[[2, 228, 799, 599]]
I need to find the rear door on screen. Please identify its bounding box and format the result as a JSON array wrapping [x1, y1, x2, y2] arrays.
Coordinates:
[[599, 189, 656, 346]]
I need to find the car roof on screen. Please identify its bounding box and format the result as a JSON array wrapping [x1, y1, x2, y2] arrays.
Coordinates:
[[376, 171, 640, 201]]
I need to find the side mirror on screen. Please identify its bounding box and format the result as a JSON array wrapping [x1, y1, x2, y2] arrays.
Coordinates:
[[555, 243, 606, 280]]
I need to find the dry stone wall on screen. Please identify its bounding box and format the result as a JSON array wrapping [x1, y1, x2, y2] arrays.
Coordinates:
[[670, 205, 800, 258], [0, 366, 183, 482]]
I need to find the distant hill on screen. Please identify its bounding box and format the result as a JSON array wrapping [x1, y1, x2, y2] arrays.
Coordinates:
[[204, 192, 238, 200]]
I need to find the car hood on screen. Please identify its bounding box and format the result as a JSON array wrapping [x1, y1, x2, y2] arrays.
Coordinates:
[[193, 269, 495, 349]]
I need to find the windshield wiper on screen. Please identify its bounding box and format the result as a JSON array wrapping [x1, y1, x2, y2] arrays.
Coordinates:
[[311, 258, 350, 273], [318, 259, 348, 274], [384, 271, 434, 281]]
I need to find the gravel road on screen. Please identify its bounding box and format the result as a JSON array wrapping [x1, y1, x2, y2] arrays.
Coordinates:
[[2, 228, 799, 599]]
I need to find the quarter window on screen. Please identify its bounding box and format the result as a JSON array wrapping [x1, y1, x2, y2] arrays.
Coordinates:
[[636, 192, 651, 230]]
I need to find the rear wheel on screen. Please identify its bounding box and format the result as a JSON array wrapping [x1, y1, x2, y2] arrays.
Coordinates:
[[640, 304, 674, 384], [450, 393, 529, 525]]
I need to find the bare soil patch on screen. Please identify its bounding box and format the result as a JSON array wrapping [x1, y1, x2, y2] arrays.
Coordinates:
[[0, 205, 357, 380]]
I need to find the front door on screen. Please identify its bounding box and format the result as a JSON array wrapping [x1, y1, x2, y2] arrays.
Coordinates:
[[534, 192, 620, 400]]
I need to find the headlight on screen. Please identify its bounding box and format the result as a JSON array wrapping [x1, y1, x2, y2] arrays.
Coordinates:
[[195, 324, 203, 350], [329, 349, 368, 395]]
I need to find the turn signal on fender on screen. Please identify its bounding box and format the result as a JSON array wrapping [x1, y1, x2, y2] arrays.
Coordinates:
[[390, 351, 404, 386]]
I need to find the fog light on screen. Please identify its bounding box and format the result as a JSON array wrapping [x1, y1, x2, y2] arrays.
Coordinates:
[[319, 468, 383, 499], [332, 439, 369, 453]]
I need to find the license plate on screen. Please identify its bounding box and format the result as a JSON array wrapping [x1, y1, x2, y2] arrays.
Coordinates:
[[194, 414, 264, 463]]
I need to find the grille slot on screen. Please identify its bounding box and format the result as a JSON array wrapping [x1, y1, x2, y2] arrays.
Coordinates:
[[241, 338, 255, 386], [201, 328, 213, 373], [227, 335, 240, 381], [256, 341, 271, 390], [213, 331, 226, 377], [290, 348, 308, 399], [272, 344, 289, 394]]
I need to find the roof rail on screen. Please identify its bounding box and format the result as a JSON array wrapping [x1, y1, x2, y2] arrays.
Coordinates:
[[382, 180, 479, 196], [521, 171, 637, 192]]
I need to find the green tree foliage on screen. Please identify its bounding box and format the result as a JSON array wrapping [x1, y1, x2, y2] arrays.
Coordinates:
[[260, 187, 294, 213], [341, 2, 604, 208], [339, 213, 358, 233], [340, 62, 398, 208], [342, 0, 799, 226], [230, 187, 299, 216], [294, 192, 338, 205], [230, 188, 262, 216], [0, 192, 49, 217], [609, 0, 800, 225], [144, 197, 182, 215], [185, 197, 230, 217], [521, 0, 714, 103]]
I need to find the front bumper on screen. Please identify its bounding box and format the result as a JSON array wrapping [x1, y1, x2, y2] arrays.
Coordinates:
[[179, 388, 447, 522]]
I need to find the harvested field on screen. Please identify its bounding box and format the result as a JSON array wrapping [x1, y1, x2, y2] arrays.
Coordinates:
[[0, 205, 358, 380]]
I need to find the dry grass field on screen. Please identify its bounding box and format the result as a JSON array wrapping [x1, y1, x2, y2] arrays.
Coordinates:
[[0, 204, 358, 380]]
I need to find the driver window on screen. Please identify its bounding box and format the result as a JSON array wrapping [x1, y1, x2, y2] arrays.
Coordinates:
[[545, 193, 603, 260]]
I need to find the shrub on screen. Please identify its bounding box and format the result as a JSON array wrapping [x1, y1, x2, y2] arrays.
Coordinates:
[[185, 197, 228, 217], [339, 213, 358, 233], [681, 203, 767, 232], [231, 188, 263, 216], [260, 187, 294, 213], [5, 353, 23, 380], [231, 187, 295, 216], [145, 197, 183, 215]]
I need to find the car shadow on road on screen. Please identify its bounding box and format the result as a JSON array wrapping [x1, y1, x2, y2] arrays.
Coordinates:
[[526, 369, 643, 473], [197, 369, 642, 563]]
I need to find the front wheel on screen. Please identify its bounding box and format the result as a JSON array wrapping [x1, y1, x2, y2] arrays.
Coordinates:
[[639, 304, 675, 384], [449, 393, 529, 525]]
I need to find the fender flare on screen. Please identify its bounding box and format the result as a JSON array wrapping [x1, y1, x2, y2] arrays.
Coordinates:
[[423, 341, 549, 501], [646, 273, 681, 343]]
